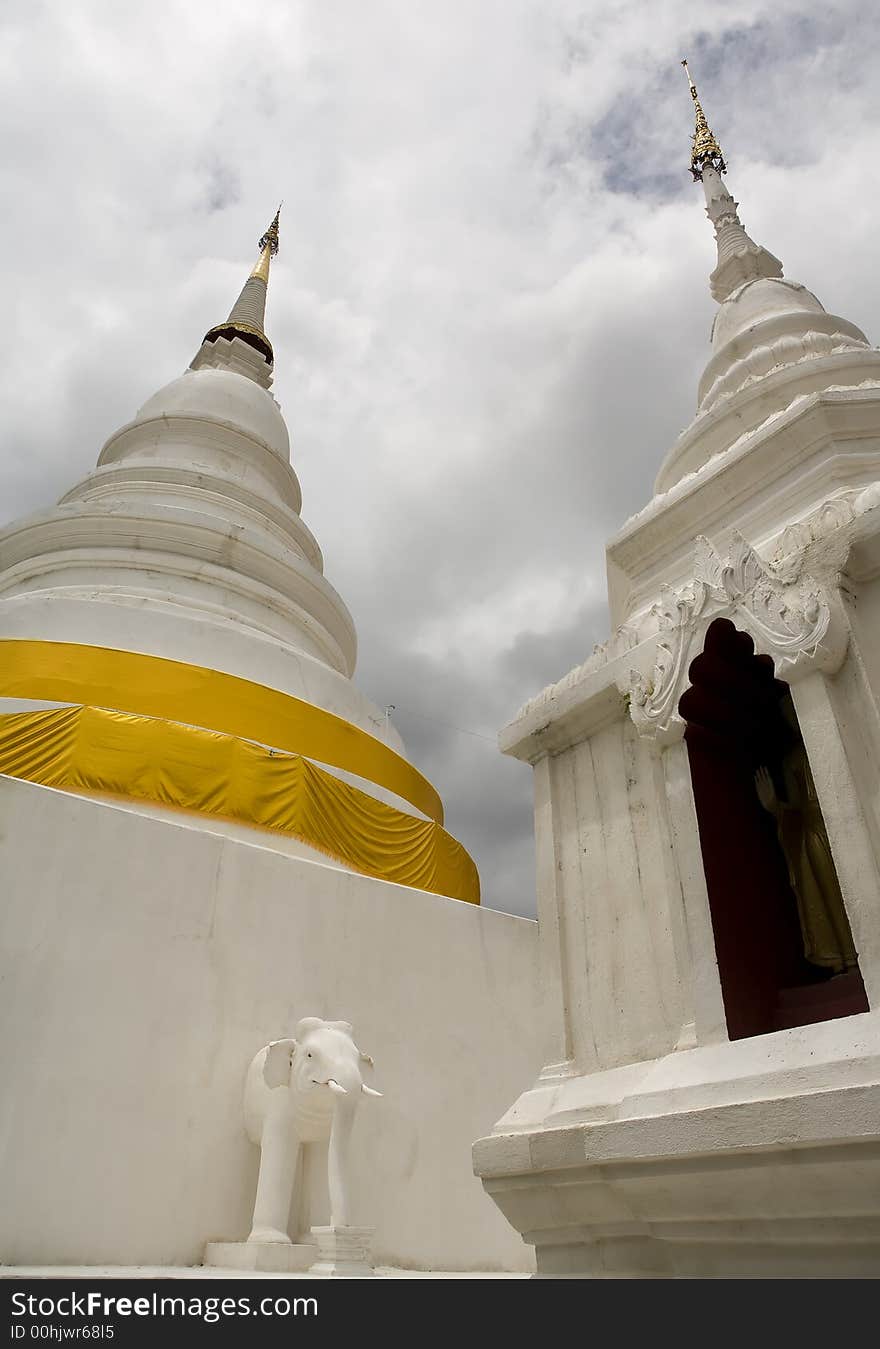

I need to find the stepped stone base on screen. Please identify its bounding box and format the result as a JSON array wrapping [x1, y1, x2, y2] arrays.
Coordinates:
[[475, 1019, 880, 1278], [308, 1226, 376, 1278]]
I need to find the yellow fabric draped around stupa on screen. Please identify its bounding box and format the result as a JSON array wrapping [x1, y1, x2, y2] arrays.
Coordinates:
[[0, 704, 479, 905]]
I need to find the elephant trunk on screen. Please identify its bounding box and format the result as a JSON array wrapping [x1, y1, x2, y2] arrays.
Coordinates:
[[327, 1094, 358, 1228]]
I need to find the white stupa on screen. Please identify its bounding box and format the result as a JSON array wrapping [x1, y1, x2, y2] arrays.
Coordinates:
[[0, 207, 465, 879], [0, 214, 546, 1273], [475, 67, 880, 1278]]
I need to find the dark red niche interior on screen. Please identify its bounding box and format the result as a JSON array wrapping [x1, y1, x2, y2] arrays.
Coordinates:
[[680, 617, 868, 1040]]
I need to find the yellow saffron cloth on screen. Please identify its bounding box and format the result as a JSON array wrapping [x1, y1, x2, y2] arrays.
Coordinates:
[[0, 706, 480, 905], [0, 639, 442, 824]]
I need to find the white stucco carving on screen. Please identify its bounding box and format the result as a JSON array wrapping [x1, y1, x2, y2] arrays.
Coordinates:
[[771, 480, 880, 569], [625, 532, 847, 743], [698, 324, 870, 414]]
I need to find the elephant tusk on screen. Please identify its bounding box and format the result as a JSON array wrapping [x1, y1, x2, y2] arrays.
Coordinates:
[[326, 1078, 348, 1095], [361, 1084, 383, 1098]]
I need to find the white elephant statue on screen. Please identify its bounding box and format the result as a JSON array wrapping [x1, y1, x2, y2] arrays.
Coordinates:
[[243, 1017, 381, 1243]]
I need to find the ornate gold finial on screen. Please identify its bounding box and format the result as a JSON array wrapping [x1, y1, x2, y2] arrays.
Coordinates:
[[251, 204, 282, 284], [259, 204, 282, 256], [681, 59, 727, 181]]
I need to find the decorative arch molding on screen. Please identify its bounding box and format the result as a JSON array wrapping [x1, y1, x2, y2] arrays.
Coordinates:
[[624, 532, 849, 744]]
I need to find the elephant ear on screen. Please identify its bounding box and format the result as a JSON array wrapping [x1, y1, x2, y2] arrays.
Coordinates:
[[263, 1039, 296, 1089], [325, 1020, 354, 1036]]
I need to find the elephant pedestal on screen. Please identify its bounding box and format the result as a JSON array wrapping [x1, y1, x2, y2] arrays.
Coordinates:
[[204, 1239, 318, 1273], [308, 1225, 376, 1278]]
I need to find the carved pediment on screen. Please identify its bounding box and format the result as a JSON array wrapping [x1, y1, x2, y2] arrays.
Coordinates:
[[625, 532, 848, 743]]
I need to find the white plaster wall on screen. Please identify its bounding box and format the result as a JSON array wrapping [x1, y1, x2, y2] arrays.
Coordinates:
[[0, 776, 544, 1271], [548, 714, 688, 1073]]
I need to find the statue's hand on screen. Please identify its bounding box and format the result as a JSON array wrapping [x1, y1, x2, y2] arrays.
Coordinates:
[[755, 765, 778, 814]]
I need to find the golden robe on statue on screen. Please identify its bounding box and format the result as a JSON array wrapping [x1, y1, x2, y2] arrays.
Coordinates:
[[756, 710, 858, 974]]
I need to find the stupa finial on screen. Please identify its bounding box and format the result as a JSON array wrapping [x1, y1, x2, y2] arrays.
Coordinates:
[[679, 63, 784, 304], [195, 207, 284, 378], [681, 59, 727, 181], [251, 204, 282, 284]]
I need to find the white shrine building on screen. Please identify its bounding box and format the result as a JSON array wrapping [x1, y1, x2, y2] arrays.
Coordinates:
[[474, 68, 880, 1278], [2, 66, 880, 1280]]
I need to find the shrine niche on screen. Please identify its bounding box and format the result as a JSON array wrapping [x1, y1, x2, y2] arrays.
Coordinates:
[[680, 617, 868, 1040]]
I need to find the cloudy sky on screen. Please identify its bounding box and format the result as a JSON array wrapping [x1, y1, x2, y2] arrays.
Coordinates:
[[2, 1, 878, 916]]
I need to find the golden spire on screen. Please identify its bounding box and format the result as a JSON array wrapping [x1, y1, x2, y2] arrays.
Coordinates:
[[198, 208, 283, 370], [250, 204, 282, 284], [681, 59, 727, 180]]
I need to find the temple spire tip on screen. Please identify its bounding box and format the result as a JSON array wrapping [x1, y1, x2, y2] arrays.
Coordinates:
[[197, 208, 283, 375], [258, 204, 282, 258], [251, 204, 282, 284], [681, 59, 727, 181]]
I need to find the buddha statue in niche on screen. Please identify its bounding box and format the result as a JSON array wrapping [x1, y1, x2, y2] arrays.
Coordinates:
[[755, 695, 858, 975]]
